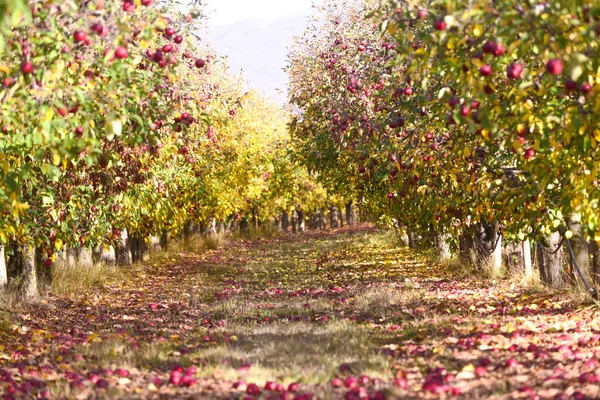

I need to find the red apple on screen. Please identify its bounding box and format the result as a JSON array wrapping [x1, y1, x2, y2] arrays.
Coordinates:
[[165, 27, 176, 38], [434, 19, 446, 30], [246, 383, 260, 395], [479, 65, 492, 76], [115, 46, 128, 59], [546, 59, 563, 75], [174, 35, 183, 44], [73, 30, 87, 43], [580, 82, 592, 94], [564, 80, 578, 91], [21, 61, 34, 74], [507, 63, 523, 79], [195, 58, 206, 68]]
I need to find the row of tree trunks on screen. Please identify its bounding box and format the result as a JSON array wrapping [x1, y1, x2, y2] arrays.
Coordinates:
[[280, 203, 356, 233], [1, 227, 183, 299]]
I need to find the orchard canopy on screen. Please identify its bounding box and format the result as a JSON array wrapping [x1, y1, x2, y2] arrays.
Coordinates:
[[0, 0, 339, 292], [0, 0, 598, 293], [289, 0, 600, 287], [1, 1, 600, 399]]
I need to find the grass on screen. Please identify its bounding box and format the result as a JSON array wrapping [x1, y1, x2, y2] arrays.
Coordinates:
[[50, 261, 126, 297], [4, 226, 599, 399]]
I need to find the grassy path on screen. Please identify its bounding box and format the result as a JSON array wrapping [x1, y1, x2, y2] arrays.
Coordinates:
[[0, 226, 599, 399]]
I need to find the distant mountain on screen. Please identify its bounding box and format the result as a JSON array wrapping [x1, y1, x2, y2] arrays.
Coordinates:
[[205, 11, 313, 103]]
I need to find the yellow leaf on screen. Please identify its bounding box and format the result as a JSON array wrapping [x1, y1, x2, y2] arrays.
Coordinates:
[[44, 108, 54, 122]]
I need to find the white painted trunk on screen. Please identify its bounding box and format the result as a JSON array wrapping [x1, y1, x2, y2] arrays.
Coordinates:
[[522, 239, 533, 279], [0, 245, 7, 287], [22, 245, 38, 299], [491, 234, 503, 272]]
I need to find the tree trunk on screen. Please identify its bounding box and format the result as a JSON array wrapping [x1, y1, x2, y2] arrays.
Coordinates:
[[0, 245, 6, 287], [78, 247, 93, 267], [567, 214, 591, 291], [435, 232, 452, 260], [503, 241, 524, 273], [591, 241, 600, 285], [102, 245, 116, 264], [537, 232, 564, 289], [491, 230, 503, 273], [149, 236, 161, 252], [281, 211, 289, 233], [252, 208, 259, 231], [338, 208, 344, 227], [472, 222, 502, 272], [66, 247, 78, 267], [116, 229, 132, 266], [183, 222, 193, 242], [21, 245, 38, 299], [239, 218, 250, 236], [345, 202, 354, 226], [523, 239, 533, 279], [130, 236, 141, 262], [297, 210, 305, 232], [291, 211, 297, 234], [407, 227, 415, 249], [329, 206, 338, 229], [459, 231, 476, 266], [315, 209, 323, 230], [160, 230, 168, 252]]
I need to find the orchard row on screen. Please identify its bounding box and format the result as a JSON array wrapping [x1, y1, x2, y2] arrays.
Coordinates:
[[288, 0, 600, 289], [0, 0, 339, 297]]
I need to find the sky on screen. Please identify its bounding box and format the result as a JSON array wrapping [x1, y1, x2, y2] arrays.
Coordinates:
[[202, 0, 320, 101], [204, 0, 316, 26]]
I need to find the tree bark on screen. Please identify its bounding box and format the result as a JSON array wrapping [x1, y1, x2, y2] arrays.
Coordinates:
[[338, 208, 344, 227], [281, 211, 289, 233], [78, 247, 93, 267], [21, 245, 38, 299], [435, 232, 452, 260], [116, 229, 132, 266], [537, 232, 564, 289], [503, 241, 524, 273], [0, 245, 6, 287], [149, 236, 161, 252], [297, 210, 305, 232], [239, 218, 250, 236], [252, 208, 259, 231], [459, 231, 476, 266], [160, 230, 168, 252], [407, 227, 415, 249], [102, 245, 117, 264], [591, 241, 600, 285], [567, 214, 591, 291], [291, 211, 297, 234], [329, 206, 339, 229], [345, 202, 354, 226], [183, 222, 193, 242], [472, 222, 502, 272]]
